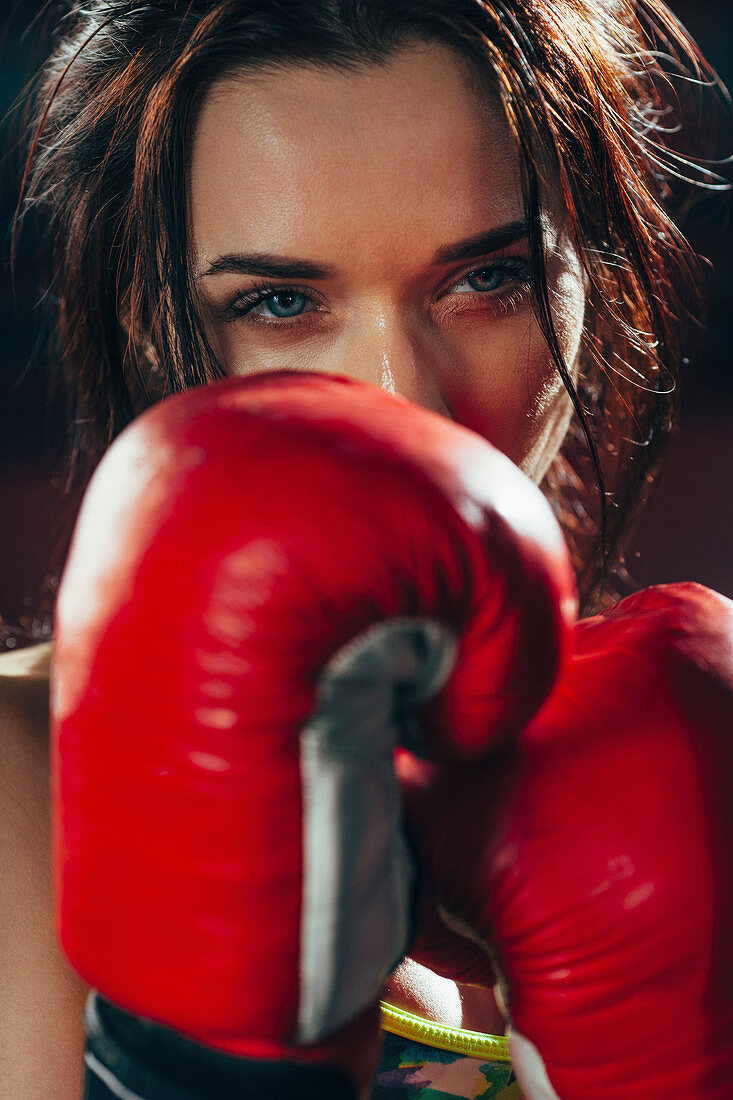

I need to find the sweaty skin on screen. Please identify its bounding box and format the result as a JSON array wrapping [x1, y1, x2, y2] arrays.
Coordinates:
[[189, 43, 586, 484], [1, 42, 588, 1095]]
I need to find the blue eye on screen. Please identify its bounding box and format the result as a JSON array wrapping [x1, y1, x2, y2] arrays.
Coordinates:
[[257, 291, 309, 319], [453, 259, 530, 296], [225, 283, 317, 324], [465, 268, 506, 291]]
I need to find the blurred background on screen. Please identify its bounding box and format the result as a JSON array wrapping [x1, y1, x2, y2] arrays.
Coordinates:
[[1, 0, 731, 649]]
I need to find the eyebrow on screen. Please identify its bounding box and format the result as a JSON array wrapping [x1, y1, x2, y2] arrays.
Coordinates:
[[199, 219, 529, 280], [431, 220, 528, 265]]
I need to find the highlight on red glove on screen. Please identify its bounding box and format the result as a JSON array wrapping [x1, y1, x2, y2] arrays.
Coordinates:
[[403, 582, 733, 1100], [51, 370, 577, 1096]]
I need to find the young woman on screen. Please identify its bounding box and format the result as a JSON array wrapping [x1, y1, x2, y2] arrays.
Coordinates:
[[2, 0, 727, 1096]]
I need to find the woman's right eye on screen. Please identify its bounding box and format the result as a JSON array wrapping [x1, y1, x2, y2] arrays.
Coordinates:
[[248, 290, 310, 319], [225, 283, 320, 326]]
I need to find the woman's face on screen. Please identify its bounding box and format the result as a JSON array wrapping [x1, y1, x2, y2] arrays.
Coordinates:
[[189, 42, 586, 482]]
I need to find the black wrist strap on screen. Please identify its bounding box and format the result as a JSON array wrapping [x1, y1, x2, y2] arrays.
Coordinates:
[[83, 991, 358, 1099]]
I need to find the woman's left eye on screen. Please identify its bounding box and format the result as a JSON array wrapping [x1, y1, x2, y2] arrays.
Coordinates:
[[449, 258, 530, 296]]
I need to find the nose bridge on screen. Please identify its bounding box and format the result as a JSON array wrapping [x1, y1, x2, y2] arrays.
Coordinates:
[[356, 303, 446, 415], [372, 306, 410, 396]]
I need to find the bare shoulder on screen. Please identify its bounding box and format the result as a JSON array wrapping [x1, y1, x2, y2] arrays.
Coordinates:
[[0, 640, 53, 676], [0, 638, 52, 747], [0, 642, 91, 1099], [0, 641, 54, 842]]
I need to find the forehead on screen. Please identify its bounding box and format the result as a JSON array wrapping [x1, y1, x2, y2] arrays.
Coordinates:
[[188, 43, 524, 271]]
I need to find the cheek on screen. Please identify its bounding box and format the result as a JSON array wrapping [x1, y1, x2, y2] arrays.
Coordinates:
[[201, 311, 333, 378], [441, 315, 567, 463], [444, 265, 585, 473]]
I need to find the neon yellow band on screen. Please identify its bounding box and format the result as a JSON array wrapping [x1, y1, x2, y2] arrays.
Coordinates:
[[379, 1000, 510, 1062]]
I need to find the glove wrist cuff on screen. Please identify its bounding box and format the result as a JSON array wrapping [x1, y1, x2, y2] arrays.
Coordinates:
[[83, 991, 358, 1100]]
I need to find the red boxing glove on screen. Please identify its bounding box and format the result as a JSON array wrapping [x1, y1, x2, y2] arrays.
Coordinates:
[[404, 582, 733, 1099], [51, 371, 576, 1094]]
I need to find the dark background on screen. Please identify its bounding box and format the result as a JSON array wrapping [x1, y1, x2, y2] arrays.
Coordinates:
[[1, 0, 732, 648]]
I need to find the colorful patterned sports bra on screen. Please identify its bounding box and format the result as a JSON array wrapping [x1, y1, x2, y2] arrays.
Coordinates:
[[373, 1001, 523, 1099]]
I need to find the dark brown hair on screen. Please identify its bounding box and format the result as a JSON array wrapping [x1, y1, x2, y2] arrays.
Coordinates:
[[17, 0, 728, 613]]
